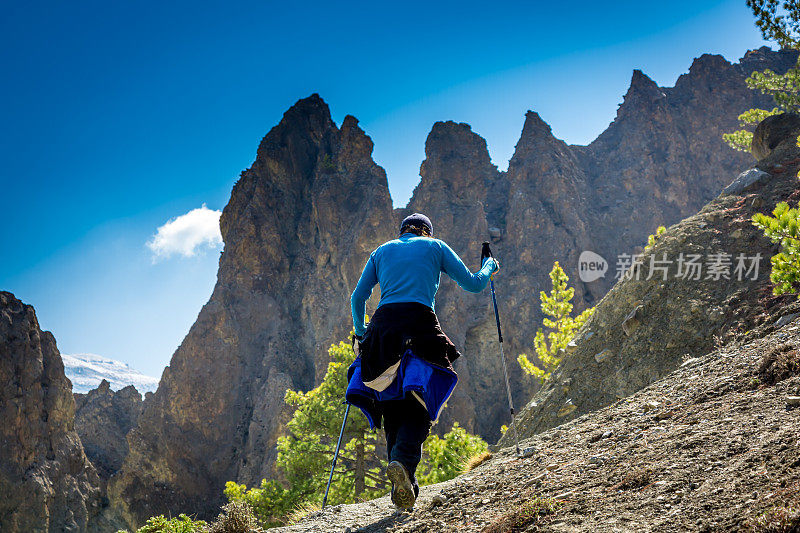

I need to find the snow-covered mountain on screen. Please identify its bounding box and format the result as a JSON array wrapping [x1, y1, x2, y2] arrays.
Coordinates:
[[62, 353, 159, 394]]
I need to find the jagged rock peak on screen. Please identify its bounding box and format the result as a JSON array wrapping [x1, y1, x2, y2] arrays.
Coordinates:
[[509, 110, 569, 166], [602, 69, 665, 127], [520, 110, 553, 139], [424, 121, 493, 164], [414, 120, 495, 195], [341, 114, 361, 132], [339, 114, 376, 157], [110, 92, 395, 527], [281, 92, 334, 127], [742, 45, 775, 61], [738, 46, 799, 74], [75, 379, 144, 484], [687, 53, 732, 75], [625, 69, 664, 100], [255, 93, 336, 161]]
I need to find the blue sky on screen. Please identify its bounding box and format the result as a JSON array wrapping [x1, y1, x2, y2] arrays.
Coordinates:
[[1, 0, 770, 377]]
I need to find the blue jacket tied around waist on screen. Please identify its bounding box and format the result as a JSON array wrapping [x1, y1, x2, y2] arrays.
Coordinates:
[[346, 350, 458, 430]]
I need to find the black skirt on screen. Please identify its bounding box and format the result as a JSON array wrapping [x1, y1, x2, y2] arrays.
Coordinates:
[[359, 302, 460, 384]]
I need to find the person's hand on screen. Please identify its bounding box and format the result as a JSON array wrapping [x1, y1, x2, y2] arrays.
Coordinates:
[[487, 257, 500, 274]]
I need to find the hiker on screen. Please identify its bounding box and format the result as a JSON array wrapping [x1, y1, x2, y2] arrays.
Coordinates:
[[346, 213, 499, 511]]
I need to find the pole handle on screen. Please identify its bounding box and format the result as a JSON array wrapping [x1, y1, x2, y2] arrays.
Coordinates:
[[481, 241, 492, 265]]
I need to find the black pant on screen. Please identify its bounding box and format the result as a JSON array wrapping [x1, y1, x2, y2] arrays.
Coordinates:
[[382, 395, 432, 486]]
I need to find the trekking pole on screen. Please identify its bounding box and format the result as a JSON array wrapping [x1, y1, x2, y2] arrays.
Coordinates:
[[322, 402, 350, 509], [481, 242, 521, 457]]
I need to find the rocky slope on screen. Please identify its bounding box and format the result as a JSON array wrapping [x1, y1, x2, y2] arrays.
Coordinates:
[[74, 380, 144, 488], [278, 316, 800, 532], [111, 48, 798, 526], [0, 292, 105, 532]]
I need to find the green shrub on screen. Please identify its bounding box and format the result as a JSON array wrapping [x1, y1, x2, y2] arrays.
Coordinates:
[[223, 480, 291, 528], [115, 514, 205, 533], [644, 225, 666, 252], [417, 422, 489, 485], [320, 154, 336, 173], [204, 501, 264, 533], [753, 202, 800, 297]]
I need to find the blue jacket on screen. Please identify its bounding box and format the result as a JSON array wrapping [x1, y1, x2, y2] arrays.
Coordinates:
[[346, 350, 458, 430], [350, 233, 498, 337]]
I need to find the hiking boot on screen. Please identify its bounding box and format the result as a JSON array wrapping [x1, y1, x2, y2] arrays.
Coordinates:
[[386, 461, 415, 511]]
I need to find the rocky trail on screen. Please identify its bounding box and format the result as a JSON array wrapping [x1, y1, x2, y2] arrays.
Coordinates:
[[279, 315, 800, 532]]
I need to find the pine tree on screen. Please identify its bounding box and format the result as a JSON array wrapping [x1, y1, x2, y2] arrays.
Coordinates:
[[223, 340, 385, 526], [753, 201, 800, 297], [518, 262, 594, 384], [276, 340, 387, 506], [724, 1, 800, 152], [416, 422, 487, 485]]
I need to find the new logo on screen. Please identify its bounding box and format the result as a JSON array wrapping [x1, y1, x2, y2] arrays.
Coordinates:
[[579, 251, 608, 282]]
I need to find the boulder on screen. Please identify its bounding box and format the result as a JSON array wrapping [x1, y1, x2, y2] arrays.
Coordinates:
[[752, 112, 800, 160], [721, 168, 770, 196]]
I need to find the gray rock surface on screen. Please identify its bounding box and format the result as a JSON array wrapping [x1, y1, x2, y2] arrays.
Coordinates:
[[74, 380, 143, 487], [751, 112, 800, 159], [721, 168, 771, 196], [0, 292, 105, 533]]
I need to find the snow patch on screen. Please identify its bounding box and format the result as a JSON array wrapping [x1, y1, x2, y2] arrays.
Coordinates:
[[62, 353, 159, 394]]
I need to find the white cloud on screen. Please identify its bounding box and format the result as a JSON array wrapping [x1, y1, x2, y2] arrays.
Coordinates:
[[147, 205, 223, 261]]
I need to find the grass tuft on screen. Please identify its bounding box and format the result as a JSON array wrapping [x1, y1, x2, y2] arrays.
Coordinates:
[[758, 344, 800, 385], [745, 481, 800, 532], [286, 501, 321, 525], [747, 505, 800, 532], [204, 501, 264, 533], [481, 495, 562, 533], [463, 451, 493, 473], [613, 468, 653, 490]]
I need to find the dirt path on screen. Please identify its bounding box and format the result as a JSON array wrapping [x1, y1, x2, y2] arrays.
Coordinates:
[[276, 318, 800, 532]]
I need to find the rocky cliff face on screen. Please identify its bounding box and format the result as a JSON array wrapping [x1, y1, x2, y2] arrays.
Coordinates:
[[110, 95, 395, 526], [501, 111, 800, 445], [74, 380, 143, 488], [0, 292, 104, 533], [111, 48, 798, 525], [407, 47, 798, 439]]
